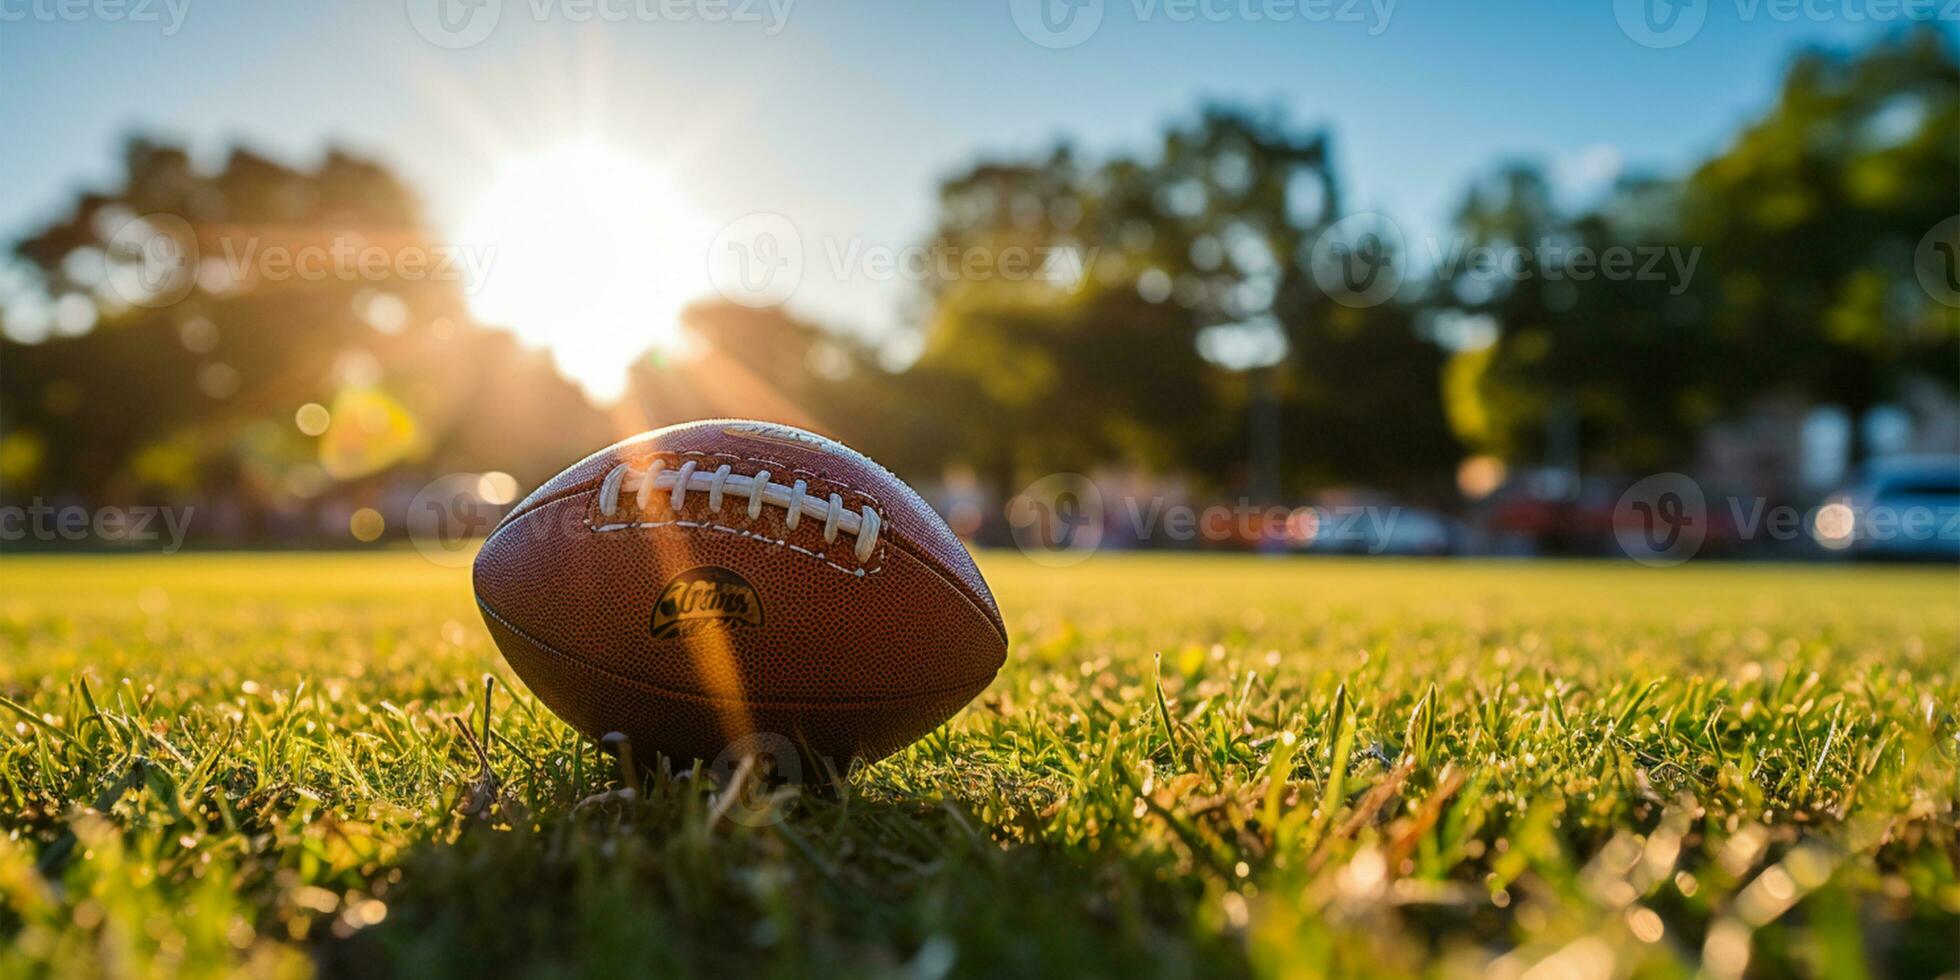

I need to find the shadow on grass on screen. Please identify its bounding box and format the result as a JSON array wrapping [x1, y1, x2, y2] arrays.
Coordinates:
[[317, 761, 1252, 979]]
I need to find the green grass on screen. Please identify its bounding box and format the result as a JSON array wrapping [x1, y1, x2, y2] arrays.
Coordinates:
[[0, 553, 1955, 978]]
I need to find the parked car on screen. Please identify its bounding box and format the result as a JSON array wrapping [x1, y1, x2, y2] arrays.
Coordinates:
[[1818, 456, 1960, 561], [1293, 500, 1462, 557]]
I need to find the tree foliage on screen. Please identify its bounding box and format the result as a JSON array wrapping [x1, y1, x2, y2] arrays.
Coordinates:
[[1445, 27, 1959, 473], [910, 106, 1457, 499], [1, 138, 613, 528]]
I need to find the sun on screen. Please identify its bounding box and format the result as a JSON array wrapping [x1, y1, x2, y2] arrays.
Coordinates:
[[458, 143, 715, 401]]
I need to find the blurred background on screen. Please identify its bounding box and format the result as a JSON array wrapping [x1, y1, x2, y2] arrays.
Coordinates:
[[1, 3, 1955, 560]]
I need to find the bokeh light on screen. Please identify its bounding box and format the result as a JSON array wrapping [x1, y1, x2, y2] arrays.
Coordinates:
[[320, 388, 420, 480], [476, 471, 519, 506], [295, 403, 331, 437], [348, 508, 385, 542], [1812, 502, 1856, 550], [1457, 455, 1507, 500]]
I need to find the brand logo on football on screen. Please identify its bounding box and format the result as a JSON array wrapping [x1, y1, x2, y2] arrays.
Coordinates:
[[651, 566, 766, 638]]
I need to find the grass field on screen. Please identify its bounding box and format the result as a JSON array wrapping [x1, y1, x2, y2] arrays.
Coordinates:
[[0, 553, 1955, 978]]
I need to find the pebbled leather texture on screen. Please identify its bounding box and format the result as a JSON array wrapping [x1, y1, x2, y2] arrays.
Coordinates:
[[474, 420, 1007, 768]]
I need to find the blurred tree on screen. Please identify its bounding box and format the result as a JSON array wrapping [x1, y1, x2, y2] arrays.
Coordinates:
[[912, 105, 1457, 501], [1, 137, 613, 535], [1442, 26, 1959, 475], [1683, 26, 1960, 459], [622, 300, 942, 468], [1436, 166, 1730, 473]]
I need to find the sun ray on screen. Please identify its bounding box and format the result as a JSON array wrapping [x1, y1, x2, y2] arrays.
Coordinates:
[[457, 142, 716, 400]]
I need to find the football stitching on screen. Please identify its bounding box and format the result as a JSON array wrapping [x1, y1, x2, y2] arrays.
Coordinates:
[[499, 448, 885, 536], [589, 515, 887, 578], [658, 450, 884, 509], [654, 451, 1000, 638], [496, 439, 1000, 637], [590, 452, 888, 574]]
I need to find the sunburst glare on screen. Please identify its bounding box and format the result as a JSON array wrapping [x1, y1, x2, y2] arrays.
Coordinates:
[[459, 142, 713, 400]]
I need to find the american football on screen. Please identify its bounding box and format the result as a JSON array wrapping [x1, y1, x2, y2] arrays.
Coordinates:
[[8, 8, 1957, 976], [472, 419, 1008, 769]]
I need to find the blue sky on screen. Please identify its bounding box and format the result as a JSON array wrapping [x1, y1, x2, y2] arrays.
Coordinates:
[[0, 0, 1937, 349]]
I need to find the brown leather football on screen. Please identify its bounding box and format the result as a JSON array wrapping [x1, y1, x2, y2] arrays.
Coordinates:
[[473, 419, 1007, 771]]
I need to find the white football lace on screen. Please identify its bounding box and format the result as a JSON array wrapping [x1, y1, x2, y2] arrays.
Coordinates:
[[596, 459, 883, 563]]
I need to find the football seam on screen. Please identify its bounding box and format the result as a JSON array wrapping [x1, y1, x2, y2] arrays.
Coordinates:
[[490, 448, 1006, 641], [478, 599, 1001, 709], [586, 453, 888, 570], [491, 450, 880, 553], [488, 484, 889, 580], [616, 449, 888, 509], [589, 490, 1007, 644], [588, 514, 887, 578]]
